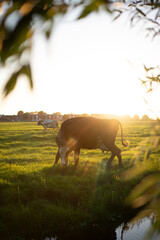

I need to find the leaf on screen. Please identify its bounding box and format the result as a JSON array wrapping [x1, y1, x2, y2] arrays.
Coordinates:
[[78, 1, 104, 19], [19, 1, 35, 16], [1, 13, 32, 63], [138, 78, 146, 85], [78, 4, 95, 19], [3, 64, 33, 97], [3, 72, 19, 97], [20, 64, 33, 88], [126, 175, 160, 207], [144, 65, 154, 72]]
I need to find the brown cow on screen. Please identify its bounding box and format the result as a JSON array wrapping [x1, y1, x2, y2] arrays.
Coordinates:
[[55, 117, 128, 168]]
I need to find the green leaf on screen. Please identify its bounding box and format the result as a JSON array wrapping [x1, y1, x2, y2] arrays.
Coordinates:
[[78, 1, 103, 19], [144, 65, 154, 72], [3, 64, 33, 97], [3, 72, 19, 97], [1, 13, 32, 63], [138, 77, 146, 84], [20, 64, 33, 88]]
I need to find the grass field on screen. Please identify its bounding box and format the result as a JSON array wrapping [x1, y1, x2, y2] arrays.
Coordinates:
[[0, 121, 160, 239]]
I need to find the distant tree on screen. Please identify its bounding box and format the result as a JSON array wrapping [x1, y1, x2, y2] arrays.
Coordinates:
[[38, 111, 46, 120], [53, 112, 61, 116], [62, 114, 70, 121], [17, 110, 24, 121], [52, 112, 62, 120], [23, 112, 29, 121], [142, 114, 149, 121], [82, 113, 90, 117], [133, 114, 140, 121]]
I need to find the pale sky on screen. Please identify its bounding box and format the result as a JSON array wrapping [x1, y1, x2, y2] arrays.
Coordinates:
[[0, 7, 160, 118]]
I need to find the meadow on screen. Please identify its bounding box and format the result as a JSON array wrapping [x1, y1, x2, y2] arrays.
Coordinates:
[[0, 120, 160, 240]]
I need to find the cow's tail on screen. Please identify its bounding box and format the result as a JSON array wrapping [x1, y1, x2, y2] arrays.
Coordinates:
[[119, 122, 129, 147]]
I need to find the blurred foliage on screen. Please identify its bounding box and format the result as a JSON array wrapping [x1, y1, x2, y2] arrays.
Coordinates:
[[38, 110, 47, 119], [116, 0, 160, 92], [0, 0, 112, 96], [122, 126, 160, 236], [139, 65, 160, 92], [0, 0, 160, 96]]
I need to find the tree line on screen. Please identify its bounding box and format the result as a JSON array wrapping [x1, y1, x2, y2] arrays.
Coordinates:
[[0, 111, 157, 122]]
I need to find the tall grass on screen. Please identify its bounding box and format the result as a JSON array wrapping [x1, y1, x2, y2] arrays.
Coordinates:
[[0, 121, 159, 239]]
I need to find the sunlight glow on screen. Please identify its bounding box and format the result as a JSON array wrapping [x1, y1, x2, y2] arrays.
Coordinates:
[[0, 10, 160, 118]]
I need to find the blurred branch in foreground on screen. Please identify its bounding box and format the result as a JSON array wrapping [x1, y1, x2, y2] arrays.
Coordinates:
[[140, 65, 160, 93], [0, 0, 112, 96], [122, 123, 160, 237], [1, 0, 160, 96]]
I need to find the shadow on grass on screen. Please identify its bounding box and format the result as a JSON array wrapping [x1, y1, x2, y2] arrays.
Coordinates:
[[41, 160, 98, 177], [0, 158, 141, 240]]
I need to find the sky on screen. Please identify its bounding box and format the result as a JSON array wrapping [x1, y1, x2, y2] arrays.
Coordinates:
[[0, 6, 160, 118]]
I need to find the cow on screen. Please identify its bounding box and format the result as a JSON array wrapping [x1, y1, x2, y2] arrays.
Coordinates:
[[55, 117, 128, 168], [37, 119, 58, 130], [97, 137, 109, 153]]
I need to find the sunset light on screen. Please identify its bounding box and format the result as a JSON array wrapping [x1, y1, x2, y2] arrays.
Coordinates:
[[1, 2, 160, 239], [0, 9, 160, 118]]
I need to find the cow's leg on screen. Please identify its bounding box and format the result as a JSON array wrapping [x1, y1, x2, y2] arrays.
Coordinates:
[[74, 148, 80, 167], [107, 144, 122, 169], [112, 144, 122, 167], [107, 152, 116, 169], [54, 149, 60, 165], [117, 149, 122, 168]]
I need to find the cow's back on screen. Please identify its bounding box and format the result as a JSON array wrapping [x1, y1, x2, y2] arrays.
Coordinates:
[[59, 117, 102, 149], [58, 117, 120, 149]]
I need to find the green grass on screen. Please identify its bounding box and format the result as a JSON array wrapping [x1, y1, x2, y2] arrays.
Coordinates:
[[0, 121, 160, 239]]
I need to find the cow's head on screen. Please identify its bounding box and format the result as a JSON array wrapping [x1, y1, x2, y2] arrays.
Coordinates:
[[59, 138, 77, 166], [37, 120, 42, 126], [59, 146, 70, 166]]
